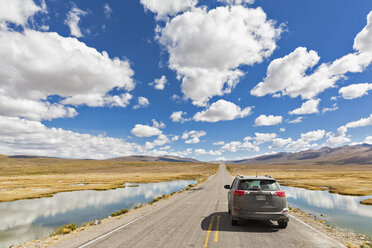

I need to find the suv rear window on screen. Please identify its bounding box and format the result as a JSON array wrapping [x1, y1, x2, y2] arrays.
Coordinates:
[[238, 179, 279, 191]]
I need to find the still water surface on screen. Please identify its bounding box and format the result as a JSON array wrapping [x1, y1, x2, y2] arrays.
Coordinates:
[[0, 180, 196, 248], [282, 186, 372, 236]]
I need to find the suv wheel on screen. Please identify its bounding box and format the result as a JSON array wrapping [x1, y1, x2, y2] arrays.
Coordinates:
[[278, 220, 288, 229], [230, 216, 239, 226]]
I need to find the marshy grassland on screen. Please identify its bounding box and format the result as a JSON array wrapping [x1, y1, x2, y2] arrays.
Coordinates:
[[0, 156, 218, 202], [226, 163, 372, 204], [360, 199, 372, 205]]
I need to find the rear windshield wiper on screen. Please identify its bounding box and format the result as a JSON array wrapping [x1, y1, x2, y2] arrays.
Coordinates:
[[247, 187, 261, 191]]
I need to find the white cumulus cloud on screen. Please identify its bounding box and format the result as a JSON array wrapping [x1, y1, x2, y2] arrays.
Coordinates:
[[254, 114, 282, 126], [193, 100, 252, 122], [131, 124, 162, 138], [103, 3, 112, 18], [181, 130, 206, 144], [213, 141, 225, 146], [145, 134, 170, 149], [0, 29, 134, 121], [287, 117, 304, 124], [289, 99, 320, 115], [218, 0, 254, 5], [221, 140, 258, 152], [251, 47, 327, 99], [0, 0, 45, 27], [301, 130, 325, 142], [364, 136, 372, 144], [253, 132, 277, 145], [286, 130, 325, 151], [151, 119, 166, 129], [345, 114, 372, 129], [158, 6, 282, 105], [194, 148, 221, 156], [140, 0, 197, 20], [149, 75, 167, 90], [170, 111, 189, 122], [133, 97, 150, 109], [339, 83, 372, 99], [324, 126, 350, 147], [322, 103, 338, 114], [324, 114, 372, 147], [0, 116, 140, 159], [65, 7, 87, 38], [269, 138, 292, 149], [251, 11, 372, 100]]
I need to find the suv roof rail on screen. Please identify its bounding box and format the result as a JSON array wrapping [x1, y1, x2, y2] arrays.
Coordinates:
[[237, 175, 244, 178], [265, 174, 272, 178]]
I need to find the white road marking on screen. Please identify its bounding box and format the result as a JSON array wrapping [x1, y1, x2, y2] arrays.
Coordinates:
[[78, 193, 186, 248], [289, 214, 345, 248]]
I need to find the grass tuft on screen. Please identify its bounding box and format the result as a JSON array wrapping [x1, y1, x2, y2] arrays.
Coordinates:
[[110, 208, 129, 217], [360, 199, 372, 206], [134, 204, 143, 209], [360, 242, 372, 248], [149, 194, 169, 204], [49, 223, 77, 236]]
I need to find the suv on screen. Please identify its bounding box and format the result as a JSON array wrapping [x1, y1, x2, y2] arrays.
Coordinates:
[[224, 175, 289, 228]]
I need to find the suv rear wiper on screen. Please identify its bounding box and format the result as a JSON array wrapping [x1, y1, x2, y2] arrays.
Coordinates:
[[247, 187, 261, 191]]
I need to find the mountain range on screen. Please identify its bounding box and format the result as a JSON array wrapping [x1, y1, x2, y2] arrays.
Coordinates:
[[3, 144, 372, 165], [107, 155, 200, 163], [228, 144, 372, 165]]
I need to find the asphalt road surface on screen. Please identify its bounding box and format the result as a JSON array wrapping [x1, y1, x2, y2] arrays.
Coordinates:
[[53, 164, 344, 248]]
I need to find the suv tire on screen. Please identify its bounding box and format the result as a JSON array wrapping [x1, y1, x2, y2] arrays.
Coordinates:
[[231, 216, 239, 226], [278, 220, 288, 229]]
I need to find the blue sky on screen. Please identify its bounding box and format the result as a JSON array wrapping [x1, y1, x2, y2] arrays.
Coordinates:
[[0, 0, 371, 161]]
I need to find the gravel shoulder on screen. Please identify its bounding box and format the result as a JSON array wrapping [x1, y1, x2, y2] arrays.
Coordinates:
[[289, 208, 371, 248]]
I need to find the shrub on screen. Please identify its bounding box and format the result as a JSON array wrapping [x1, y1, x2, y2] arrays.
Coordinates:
[[111, 208, 129, 217]]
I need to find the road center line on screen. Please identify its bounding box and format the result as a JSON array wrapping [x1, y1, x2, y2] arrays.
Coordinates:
[[214, 215, 220, 243], [203, 215, 215, 248]]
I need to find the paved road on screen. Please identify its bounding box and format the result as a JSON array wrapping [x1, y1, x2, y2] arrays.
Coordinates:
[[54, 164, 343, 248]]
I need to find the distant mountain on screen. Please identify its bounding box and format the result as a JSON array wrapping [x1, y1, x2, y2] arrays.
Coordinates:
[[0, 154, 200, 163], [229, 144, 372, 165], [6, 155, 61, 159], [108, 155, 200, 163]]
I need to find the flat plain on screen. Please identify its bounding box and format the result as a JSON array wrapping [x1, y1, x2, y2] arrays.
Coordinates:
[[227, 163, 372, 197], [0, 155, 218, 202]]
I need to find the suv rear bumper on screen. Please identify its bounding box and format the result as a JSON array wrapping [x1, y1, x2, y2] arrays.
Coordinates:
[[232, 210, 289, 221]]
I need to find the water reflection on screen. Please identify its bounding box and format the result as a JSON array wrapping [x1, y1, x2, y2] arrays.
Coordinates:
[[281, 186, 372, 236], [0, 180, 195, 248]]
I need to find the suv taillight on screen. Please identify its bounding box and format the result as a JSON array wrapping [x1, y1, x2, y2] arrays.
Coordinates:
[[275, 191, 286, 197], [234, 190, 244, 196]]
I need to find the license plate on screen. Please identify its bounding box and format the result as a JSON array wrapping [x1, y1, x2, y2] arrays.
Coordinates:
[[256, 195, 266, 200]]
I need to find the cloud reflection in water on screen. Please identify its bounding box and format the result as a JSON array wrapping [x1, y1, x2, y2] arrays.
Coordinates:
[[282, 186, 372, 219], [0, 180, 195, 233]]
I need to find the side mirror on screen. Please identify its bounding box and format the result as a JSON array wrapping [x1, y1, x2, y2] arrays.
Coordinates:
[[224, 185, 231, 189]]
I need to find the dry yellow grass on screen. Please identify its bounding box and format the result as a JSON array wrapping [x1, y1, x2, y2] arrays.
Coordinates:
[[227, 163, 372, 196], [0, 156, 218, 202], [360, 199, 372, 205]]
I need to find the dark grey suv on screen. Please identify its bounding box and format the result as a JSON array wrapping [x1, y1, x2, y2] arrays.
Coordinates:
[[224, 175, 289, 228]]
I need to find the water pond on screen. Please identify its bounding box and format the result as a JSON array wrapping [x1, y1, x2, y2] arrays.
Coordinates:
[[0, 180, 196, 248], [282, 186, 372, 236]]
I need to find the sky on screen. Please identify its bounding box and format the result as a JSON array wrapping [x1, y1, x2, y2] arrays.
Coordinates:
[[0, 0, 371, 161]]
